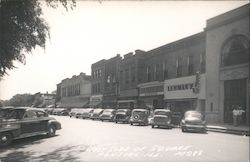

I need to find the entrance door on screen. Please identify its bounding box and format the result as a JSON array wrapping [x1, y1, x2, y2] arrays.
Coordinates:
[[224, 79, 246, 124]]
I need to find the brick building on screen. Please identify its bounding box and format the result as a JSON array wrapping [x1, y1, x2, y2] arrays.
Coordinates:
[[117, 50, 145, 109], [57, 73, 91, 108], [102, 54, 122, 108], [90, 59, 106, 107]]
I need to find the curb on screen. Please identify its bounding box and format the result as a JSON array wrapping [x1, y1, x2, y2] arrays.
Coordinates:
[[206, 127, 250, 136]]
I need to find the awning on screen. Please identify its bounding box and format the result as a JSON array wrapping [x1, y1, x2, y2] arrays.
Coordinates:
[[58, 97, 89, 108], [117, 100, 136, 103], [89, 100, 102, 107]]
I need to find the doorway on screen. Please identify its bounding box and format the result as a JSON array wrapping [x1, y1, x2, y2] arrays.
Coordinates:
[[224, 79, 246, 124]]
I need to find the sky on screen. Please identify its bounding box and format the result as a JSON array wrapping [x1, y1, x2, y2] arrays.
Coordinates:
[[0, 1, 248, 100]]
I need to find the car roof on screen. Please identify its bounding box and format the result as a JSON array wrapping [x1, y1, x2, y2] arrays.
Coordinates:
[[132, 109, 149, 112], [4, 107, 45, 112], [154, 109, 171, 112], [185, 110, 201, 114]]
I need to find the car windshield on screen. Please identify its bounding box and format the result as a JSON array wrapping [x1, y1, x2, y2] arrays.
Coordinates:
[[133, 110, 147, 114], [154, 111, 170, 116], [117, 109, 128, 113], [0, 109, 25, 120], [93, 109, 102, 114], [185, 111, 202, 118], [103, 109, 114, 114]]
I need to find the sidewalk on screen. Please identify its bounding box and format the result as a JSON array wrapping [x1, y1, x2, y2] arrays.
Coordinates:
[[206, 124, 250, 136]]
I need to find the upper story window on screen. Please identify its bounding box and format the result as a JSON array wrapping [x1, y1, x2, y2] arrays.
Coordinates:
[[154, 64, 160, 81], [125, 69, 129, 84], [200, 53, 206, 73], [163, 61, 168, 80], [131, 66, 136, 83], [221, 35, 249, 67], [187, 55, 194, 75], [176, 57, 182, 77], [146, 66, 151, 82]]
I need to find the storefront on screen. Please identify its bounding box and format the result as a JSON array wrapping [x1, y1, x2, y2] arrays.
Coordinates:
[[89, 95, 103, 108], [138, 81, 164, 110], [103, 92, 118, 109], [164, 74, 206, 117], [117, 89, 138, 109]]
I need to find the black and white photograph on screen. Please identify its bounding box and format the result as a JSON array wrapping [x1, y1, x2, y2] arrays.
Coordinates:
[[0, 0, 249, 162]]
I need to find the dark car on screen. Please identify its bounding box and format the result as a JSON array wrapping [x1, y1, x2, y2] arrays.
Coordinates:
[[129, 109, 149, 126], [152, 109, 172, 129], [81, 108, 94, 119], [99, 109, 116, 122], [58, 108, 69, 116], [0, 107, 61, 147], [114, 109, 131, 123], [90, 108, 103, 120], [180, 110, 206, 133]]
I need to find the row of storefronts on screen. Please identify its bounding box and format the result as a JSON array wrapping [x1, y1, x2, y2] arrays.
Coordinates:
[[56, 4, 249, 125]]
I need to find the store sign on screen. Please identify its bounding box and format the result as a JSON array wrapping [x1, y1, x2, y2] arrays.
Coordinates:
[[164, 74, 205, 100], [90, 95, 103, 102], [140, 92, 164, 97]]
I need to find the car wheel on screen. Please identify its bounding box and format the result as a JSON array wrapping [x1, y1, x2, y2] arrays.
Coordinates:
[[181, 127, 186, 132], [152, 125, 154, 128], [130, 123, 133, 125], [47, 125, 56, 137], [0, 132, 13, 147]]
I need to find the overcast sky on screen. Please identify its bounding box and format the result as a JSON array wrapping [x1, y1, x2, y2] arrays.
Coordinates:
[[0, 1, 248, 100]]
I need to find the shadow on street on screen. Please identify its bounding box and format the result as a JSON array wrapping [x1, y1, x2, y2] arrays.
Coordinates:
[[0, 135, 88, 162]]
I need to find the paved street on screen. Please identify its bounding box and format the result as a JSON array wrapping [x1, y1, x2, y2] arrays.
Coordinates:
[[0, 116, 249, 162]]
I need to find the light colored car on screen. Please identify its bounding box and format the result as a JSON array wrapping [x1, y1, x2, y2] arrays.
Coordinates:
[[180, 111, 206, 133], [99, 109, 116, 121], [81, 108, 94, 119], [152, 109, 172, 129], [90, 108, 104, 120]]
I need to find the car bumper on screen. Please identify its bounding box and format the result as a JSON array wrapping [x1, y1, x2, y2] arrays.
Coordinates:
[[182, 124, 206, 130]]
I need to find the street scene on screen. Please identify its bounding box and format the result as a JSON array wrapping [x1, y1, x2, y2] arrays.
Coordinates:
[[0, 1, 249, 162], [0, 115, 249, 162]]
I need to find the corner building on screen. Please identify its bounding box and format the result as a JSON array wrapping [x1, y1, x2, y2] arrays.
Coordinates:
[[205, 4, 249, 125]]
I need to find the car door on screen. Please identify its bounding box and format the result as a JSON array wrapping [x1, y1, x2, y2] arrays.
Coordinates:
[[20, 110, 40, 134], [35, 110, 50, 132]]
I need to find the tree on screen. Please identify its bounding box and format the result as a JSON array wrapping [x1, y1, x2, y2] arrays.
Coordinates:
[[0, 0, 76, 78], [6, 93, 34, 107]]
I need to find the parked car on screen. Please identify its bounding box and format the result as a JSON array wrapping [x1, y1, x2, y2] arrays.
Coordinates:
[[114, 109, 131, 123], [152, 109, 172, 129], [180, 110, 206, 133], [44, 108, 55, 115], [81, 108, 94, 119], [99, 109, 116, 121], [58, 108, 69, 116], [69, 108, 80, 118], [0, 107, 61, 147], [129, 109, 149, 126], [90, 108, 103, 120], [75, 109, 86, 118]]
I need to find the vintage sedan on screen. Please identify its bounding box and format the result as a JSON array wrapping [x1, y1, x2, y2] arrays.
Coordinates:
[[152, 109, 172, 129], [69, 108, 80, 118], [129, 109, 149, 126], [75, 109, 86, 118], [0, 107, 61, 147], [114, 109, 131, 123], [81, 108, 94, 119], [99, 109, 116, 121], [90, 108, 103, 120], [180, 110, 206, 133]]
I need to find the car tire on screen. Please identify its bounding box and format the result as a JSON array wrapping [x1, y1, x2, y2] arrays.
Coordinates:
[[152, 125, 154, 128], [130, 123, 133, 125], [181, 127, 186, 132], [0, 132, 13, 147], [47, 125, 56, 137]]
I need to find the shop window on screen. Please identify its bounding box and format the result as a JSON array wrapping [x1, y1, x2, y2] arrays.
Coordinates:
[[221, 35, 249, 67]]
